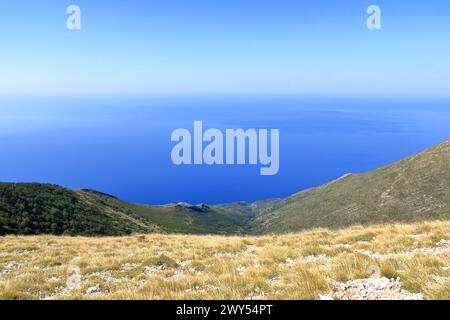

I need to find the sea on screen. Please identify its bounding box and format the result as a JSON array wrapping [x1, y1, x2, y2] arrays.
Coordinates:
[[0, 95, 449, 204]]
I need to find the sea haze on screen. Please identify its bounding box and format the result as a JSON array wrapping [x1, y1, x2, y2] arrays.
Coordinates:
[[0, 95, 449, 205]]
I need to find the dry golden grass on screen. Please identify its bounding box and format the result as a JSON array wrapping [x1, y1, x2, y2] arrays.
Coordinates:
[[0, 220, 449, 300]]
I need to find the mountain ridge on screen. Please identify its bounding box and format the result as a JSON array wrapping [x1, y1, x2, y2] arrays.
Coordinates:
[[251, 139, 450, 233]]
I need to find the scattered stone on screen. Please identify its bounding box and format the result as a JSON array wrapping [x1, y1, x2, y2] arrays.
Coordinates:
[[144, 266, 163, 275], [4, 262, 20, 269], [267, 276, 281, 286], [1, 261, 22, 275], [285, 258, 294, 266], [437, 239, 450, 246], [431, 275, 447, 285], [214, 252, 239, 258], [335, 244, 351, 249], [323, 277, 423, 300], [246, 287, 267, 300], [178, 260, 192, 267], [319, 294, 334, 300], [14, 249, 34, 254], [48, 276, 63, 282], [86, 284, 101, 295], [302, 254, 328, 263], [167, 270, 183, 280], [88, 270, 127, 284], [43, 286, 69, 299], [245, 244, 256, 252]]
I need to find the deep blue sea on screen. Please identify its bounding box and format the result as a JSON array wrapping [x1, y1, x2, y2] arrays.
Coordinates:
[[0, 95, 449, 204]]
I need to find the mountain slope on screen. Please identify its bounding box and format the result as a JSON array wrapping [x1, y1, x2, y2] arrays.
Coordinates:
[[0, 183, 160, 236], [251, 139, 450, 233], [78, 190, 253, 235], [0, 183, 254, 236]]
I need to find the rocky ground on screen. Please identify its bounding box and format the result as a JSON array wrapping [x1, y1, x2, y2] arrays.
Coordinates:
[[1, 221, 449, 300], [320, 277, 423, 300]]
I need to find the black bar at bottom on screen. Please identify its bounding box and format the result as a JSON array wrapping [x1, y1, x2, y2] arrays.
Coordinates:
[[0, 300, 444, 319]]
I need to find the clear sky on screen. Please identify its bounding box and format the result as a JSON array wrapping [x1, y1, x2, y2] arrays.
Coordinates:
[[1, 0, 449, 96]]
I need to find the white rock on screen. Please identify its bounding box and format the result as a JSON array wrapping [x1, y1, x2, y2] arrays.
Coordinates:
[[86, 284, 100, 294]]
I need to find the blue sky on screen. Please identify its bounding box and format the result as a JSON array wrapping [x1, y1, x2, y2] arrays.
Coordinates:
[[1, 0, 449, 96]]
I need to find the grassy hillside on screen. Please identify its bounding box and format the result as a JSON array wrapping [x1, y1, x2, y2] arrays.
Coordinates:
[[78, 190, 253, 235], [1, 220, 448, 300], [252, 139, 450, 233], [0, 183, 160, 236], [0, 183, 252, 236]]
